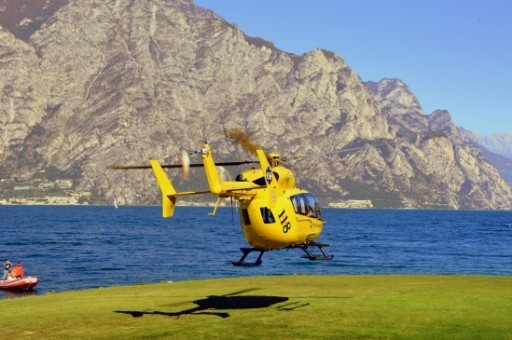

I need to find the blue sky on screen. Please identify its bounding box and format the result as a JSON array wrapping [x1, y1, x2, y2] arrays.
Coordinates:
[[195, 0, 512, 135]]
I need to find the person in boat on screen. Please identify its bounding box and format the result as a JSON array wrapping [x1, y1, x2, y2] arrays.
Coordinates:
[[10, 262, 24, 278], [2, 260, 12, 280]]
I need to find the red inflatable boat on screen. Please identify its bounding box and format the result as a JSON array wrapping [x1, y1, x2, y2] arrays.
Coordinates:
[[0, 276, 38, 291], [1, 263, 38, 291]]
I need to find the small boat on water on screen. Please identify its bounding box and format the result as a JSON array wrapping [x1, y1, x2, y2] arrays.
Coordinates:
[[0, 276, 38, 291], [1, 262, 38, 291]]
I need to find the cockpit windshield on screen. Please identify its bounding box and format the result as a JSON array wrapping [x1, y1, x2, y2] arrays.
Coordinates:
[[290, 193, 322, 220]]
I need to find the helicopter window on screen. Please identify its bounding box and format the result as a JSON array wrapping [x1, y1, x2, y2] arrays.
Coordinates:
[[290, 193, 322, 220], [297, 195, 306, 215], [241, 209, 251, 225], [251, 172, 279, 186], [315, 202, 322, 220], [260, 207, 275, 224], [273, 172, 279, 181], [253, 177, 266, 186], [291, 196, 298, 213], [305, 194, 318, 218]]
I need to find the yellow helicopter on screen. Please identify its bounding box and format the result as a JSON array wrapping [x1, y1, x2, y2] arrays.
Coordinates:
[[114, 129, 333, 266]]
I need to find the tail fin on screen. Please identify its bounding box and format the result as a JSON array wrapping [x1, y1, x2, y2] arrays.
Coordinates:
[[201, 142, 224, 194], [150, 160, 177, 217]]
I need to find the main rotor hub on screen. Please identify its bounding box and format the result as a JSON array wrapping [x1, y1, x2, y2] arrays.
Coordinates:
[[269, 153, 281, 167]]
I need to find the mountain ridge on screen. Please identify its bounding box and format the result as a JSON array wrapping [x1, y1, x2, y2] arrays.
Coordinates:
[[0, 0, 510, 209]]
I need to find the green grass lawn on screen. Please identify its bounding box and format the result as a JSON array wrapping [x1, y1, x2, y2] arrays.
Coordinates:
[[1, 275, 511, 339]]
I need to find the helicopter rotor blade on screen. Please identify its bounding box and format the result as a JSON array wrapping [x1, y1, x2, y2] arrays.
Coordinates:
[[283, 143, 376, 162], [225, 128, 272, 161], [110, 160, 259, 170], [181, 150, 190, 179], [312, 144, 373, 157]]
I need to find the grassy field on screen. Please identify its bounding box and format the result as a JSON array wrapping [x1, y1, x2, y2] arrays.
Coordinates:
[[1, 275, 511, 339]]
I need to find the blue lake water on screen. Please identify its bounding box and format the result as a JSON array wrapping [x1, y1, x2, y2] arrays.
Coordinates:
[[1, 206, 511, 298]]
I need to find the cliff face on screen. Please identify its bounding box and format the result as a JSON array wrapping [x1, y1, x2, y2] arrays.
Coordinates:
[[0, 0, 69, 41], [0, 0, 511, 209]]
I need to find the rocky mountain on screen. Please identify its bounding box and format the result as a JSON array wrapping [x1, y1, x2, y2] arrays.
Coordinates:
[[0, 0, 511, 209]]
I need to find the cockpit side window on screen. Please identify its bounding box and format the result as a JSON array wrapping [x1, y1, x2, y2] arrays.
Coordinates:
[[260, 207, 275, 224]]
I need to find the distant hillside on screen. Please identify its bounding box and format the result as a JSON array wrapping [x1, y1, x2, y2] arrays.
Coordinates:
[[461, 129, 512, 187], [469, 132, 512, 159]]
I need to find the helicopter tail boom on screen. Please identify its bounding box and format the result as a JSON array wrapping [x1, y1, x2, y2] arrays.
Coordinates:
[[150, 160, 177, 218]]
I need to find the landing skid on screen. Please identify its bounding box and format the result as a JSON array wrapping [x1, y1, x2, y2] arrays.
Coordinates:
[[297, 242, 333, 261], [231, 242, 333, 266], [232, 248, 266, 266]]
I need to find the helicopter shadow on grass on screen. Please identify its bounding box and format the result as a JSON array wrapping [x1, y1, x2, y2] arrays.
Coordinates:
[[114, 288, 309, 318]]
